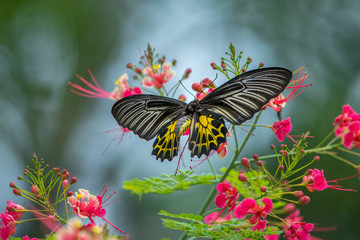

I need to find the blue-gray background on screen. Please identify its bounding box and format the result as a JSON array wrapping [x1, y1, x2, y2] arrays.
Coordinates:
[[1, 1, 359, 239]]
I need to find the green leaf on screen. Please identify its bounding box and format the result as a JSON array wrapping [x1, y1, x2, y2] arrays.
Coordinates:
[[161, 215, 282, 239], [123, 170, 218, 198]]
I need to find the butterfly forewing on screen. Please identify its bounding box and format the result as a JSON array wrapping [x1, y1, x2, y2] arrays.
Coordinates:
[[188, 111, 228, 158], [111, 94, 186, 140], [200, 67, 292, 125]]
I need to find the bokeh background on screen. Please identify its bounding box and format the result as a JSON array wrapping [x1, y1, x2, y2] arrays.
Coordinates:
[[1, 0, 360, 239]]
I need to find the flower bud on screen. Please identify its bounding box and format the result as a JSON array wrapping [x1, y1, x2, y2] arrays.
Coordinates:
[[70, 177, 77, 184], [270, 144, 275, 150], [31, 185, 40, 194], [62, 180, 69, 189], [178, 94, 187, 102], [299, 196, 310, 205], [305, 169, 313, 175], [279, 165, 284, 171], [192, 83, 203, 92], [294, 191, 304, 198], [135, 67, 142, 74], [257, 160, 262, 167], [247, 57, 252, 63], [67, 191, 73, 197], [238, 173, 247, 182], [253, 154, 259, 161], [259, 62, 264, 68], [306, 176, 315, 184], [282, 150, 288, 157], [210, 62, 217, 69], [261, 105, 267, 110], [241, 158, 250, 168], [62, 172, 70, 180], [241, 68, 246, 73], [260, 186, 267, 192], [126, 63, 133, 68], [23, 169, 29, 175], [36, 194, 41, 199], [184, 68, 192, 78], [13, 188, 21, 196], [284, 203, 296, 213], [172, 59, 177, 66], [53, 167, 59, 173], [314, 156, 320, 162], [221, 63, 226, 70], [9, 182, 16, 188]]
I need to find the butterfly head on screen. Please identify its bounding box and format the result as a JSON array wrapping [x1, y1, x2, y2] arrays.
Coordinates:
[[186, 99, 200, 113]]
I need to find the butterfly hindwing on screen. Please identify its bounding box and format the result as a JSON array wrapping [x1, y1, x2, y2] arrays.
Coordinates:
[[188, 111, 228, 158], [200, 67, 292, 125], [111, 94, 186, 140]]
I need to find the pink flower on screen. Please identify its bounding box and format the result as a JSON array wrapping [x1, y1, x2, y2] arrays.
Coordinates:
[[22, 236, 39, 240], [196, 88, 213, 100], [302, 168, 356, 192], [5, 201, 24, 221], [68, 186, 125, 234], [343, 121, 360, 149], [142, 62, 175, 89], [0, 212, 16, 240], [333, 104, 360, 137], [217, 142, 228, 159], [285, 222, 314, 240], [203, 211, 232, 225], [211, 182, 239, 222], [69, 70, 142, 101], [272, 118, 293, 142], [268, 68, 311, 112], [233, 198, 273, 231], [55, 218, 106, 240]]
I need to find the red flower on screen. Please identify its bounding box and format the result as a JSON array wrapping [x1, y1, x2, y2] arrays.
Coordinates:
[[333, 104, 360, 137], [203, 212, 232, 225], [302, 168, 356, 192], [272, 118, 293, 142], [22, 236, 39, 240], [0, 212, 16, 240], [142, 62, 175, 89], [69, 70, 142, 100], [343, 121, 360, 149], [268, 68, 311, 112], [233, 198, 273, 231], [68, 186, 125, 234], [217, 142, 228, 159], [5, 201, 24, 221], [212, 182, 239, 222], [285, 222, 314, 240]]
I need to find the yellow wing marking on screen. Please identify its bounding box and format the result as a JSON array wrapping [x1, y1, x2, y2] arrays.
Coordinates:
[[152, 120, 179, 161], [189, 113, 227, 158]]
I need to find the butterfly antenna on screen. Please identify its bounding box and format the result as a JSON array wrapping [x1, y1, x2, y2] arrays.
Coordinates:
[[179, 79, 196, 99], [277, 110, 282, 121]]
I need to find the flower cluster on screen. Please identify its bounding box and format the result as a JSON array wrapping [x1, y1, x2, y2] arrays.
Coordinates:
[[334, 104, 360, 149], [1, 155, 125, 240]]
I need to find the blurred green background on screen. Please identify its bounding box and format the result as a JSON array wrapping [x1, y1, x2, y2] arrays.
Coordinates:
[[1, 0, 359, 239]]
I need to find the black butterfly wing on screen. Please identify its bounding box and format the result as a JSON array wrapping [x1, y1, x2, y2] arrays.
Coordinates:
[[200, 67, 292, 125], [111, 94, 186, 140], [152, 115, 192, 162], [188, 111, 228, 158]]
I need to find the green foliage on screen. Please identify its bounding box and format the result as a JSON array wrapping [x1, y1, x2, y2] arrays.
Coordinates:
[[123, 170, 218, 198], [160, 210, 282, 239]]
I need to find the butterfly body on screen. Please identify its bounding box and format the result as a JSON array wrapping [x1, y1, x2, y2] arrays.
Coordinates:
[[112, 67, 292, 161]]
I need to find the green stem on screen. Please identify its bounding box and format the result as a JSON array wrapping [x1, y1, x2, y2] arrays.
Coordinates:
[[178, 111, 262, 240]]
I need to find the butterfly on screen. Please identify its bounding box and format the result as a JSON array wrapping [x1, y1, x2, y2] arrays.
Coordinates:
[[111, 67, 292, 161]]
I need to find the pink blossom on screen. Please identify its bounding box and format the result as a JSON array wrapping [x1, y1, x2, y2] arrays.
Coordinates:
[[0, 212, 16, 240], [22, 236, 39, 240], [268, 68, 311, 112], [272, 118, 293, 142], [233, 198, 273, 231], [285, 222, 314, 240], [55, 218, 104, 240], [333, 104, 360, 137], [68, 186, 125, 234], [69, 70, 142, 101], [302, 168, 356, 192], [196, 88, 213, 100], [203, 211, 232, 225], [217, 142, 228, 159], [142, 62, 175, 89], [343, 121, 360, 149], [212, 182, 239, 222], [5, 201, 24, 221]]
